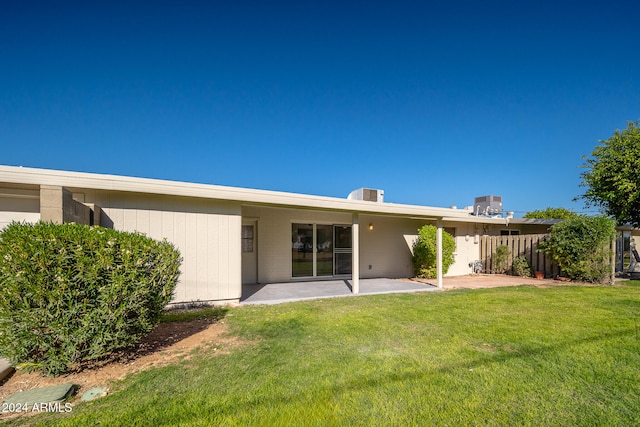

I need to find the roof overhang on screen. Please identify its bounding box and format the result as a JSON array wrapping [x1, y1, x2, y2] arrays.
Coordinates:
[[0, 166, 465, 218], [0, 165, 561, 226]]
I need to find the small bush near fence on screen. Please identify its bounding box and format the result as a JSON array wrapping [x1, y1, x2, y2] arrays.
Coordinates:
[[0, 221, 181, 376], [412, 225, 455, 279], [538, 216, 616, 284], [512, 256, 533, 277], [493, 245, 510, 273]]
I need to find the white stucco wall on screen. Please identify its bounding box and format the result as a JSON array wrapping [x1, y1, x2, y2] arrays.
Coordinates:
[[359, 214, 424, 279], [369, 219, 481, 278], [442, 221, 481, 276]]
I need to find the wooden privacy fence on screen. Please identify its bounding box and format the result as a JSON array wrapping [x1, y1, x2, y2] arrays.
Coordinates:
[[479, 234, 560, 278]]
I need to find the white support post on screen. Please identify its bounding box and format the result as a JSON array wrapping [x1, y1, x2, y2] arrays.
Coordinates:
[[352, 213, 360, 294], [436, 219, 443, 289], [611, 237, 616, 285]]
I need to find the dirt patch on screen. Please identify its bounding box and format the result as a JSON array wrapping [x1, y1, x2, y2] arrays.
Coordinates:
[[409, 273, 591, 290], [0, 317, 242, 418]]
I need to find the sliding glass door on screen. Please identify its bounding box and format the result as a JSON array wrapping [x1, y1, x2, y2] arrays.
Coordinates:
[[292, 223, 352, 278], [291, 224, 313, 277], [316, 225, 334, 276]]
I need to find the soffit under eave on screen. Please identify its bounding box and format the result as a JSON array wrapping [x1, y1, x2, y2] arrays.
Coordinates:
[[239, 201, 470, 220]]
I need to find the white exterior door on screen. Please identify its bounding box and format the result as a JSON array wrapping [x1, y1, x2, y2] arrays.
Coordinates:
[[241, 221, 258, 284]]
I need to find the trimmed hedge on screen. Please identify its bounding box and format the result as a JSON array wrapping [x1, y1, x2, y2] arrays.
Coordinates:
[[412, 225, 456, 279], [0, 221, 181, 376]]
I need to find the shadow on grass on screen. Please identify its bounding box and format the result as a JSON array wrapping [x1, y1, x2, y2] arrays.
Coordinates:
[[210, 327, 636, 417], [71, 307, 228, 372]]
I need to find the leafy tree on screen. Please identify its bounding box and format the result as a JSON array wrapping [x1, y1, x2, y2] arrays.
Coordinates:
[[537, 216, 616, 283], [524, 207, 579, 219], [412, 225, 455, 279], [577, 120, 640, 227]]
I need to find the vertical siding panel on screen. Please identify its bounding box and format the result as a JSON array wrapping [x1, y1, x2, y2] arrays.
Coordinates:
[[123, 195, 137, 232], [161, 209, 174, 242], [173, 210, 187, 303], [135, 196, 150, 235], [207, 214, 220, 300], [79, 191, 244, 304], [228, 211, 242, 298], [218, 214, 230, 298], [196, 212, 208, 301], [108, 197, 121, 228], [149, 197, 166, 240], [184, 211, 198, 301], [149, 209, 162, 240], [107, 193, 124, 229]]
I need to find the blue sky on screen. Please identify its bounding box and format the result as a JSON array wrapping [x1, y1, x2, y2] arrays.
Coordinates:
[[1, 1, 638, 216]]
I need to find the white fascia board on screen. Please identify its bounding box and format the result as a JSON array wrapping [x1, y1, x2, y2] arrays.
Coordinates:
[[508, 218, 562, 225], [442, 216, 508, 225], [441, 216, 560, 226], [0, 166, 468, 218]]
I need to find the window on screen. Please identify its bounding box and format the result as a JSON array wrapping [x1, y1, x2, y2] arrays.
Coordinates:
[[500, 230, 520, 236], [242, 225, 254, 253]]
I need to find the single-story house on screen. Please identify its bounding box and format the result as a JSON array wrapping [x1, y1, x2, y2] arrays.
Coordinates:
[[1, 165, 567, 305]]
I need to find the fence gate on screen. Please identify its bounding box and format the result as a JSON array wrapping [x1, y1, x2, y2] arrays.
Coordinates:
[[479, 234, 560, 278]]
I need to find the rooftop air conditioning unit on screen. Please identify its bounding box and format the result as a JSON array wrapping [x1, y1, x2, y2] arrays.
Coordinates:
[[473, 195, 503, 217], [347, 188, 384, 203]]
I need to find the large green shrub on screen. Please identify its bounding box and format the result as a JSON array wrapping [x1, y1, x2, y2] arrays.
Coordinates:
[[412, 225, 456, 279], [0, 221, 181, 376], [538, 216, 616, 283]]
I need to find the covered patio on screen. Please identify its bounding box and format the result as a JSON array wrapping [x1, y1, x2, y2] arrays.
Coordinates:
[[240, 274, 563, 305], [240, 278, 438, 304]]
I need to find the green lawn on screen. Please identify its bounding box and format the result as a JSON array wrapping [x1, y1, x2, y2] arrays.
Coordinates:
[[7, 282, 640, 426]]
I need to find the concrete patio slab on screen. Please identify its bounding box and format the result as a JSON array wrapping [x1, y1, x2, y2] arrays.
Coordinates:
[[240, 274, 564, 305], [241, 278, 438, 304]]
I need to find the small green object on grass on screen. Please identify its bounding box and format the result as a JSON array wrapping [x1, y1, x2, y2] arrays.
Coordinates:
[[3, 383, 76, 407], [81, 387, 109, 402]]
